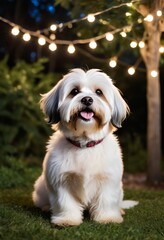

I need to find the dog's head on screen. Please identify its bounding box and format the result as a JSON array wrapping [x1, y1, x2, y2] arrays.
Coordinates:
[[40, 69, 129, 137]]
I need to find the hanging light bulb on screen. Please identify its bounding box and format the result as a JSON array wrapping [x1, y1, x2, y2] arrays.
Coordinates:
[[106, 33, 114, 41], [38, 37, 46, 46], [126, 3, 132, 7], [151, 70, 158, 78], [109, 58, 117, 68], [144, 14, 154, 22], [50, 34, 56, 40], [49, 43, 57, 51], [89, 40, 97, 49], [11, 26, 20, 36], [67, 44, 75, 54], [87, 14, 95, 23], [50, 24, 57, 31], [130, 41, 137, 48], [125, 12, 132, 17], [128, 67, 135, 75], [139, 41, 145, 48], [23, 33, 31, 41], [159, 46, 164, 53], [156, 10, 162, 17], [120, 31, 127, 38]]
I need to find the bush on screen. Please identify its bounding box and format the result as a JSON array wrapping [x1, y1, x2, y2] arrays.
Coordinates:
[[0, 57, 60, 165]]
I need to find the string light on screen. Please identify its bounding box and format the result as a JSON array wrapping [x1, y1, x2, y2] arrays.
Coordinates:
[[120, 31, 127, 37], [38, 37, 46, 46], [67, 44, 75, 54], [106, 33, 114, 41], [109, 58, 117, 68], [49, 43, 57, 51], [23, 33, 31, 41], [130, 41, 137, 48], [89, 40, 97, 49], [87, 14, 95, 23], [0, 2, 146, 78], [128, 67, 135, 75], [138, 41, 145, 48], [11, 26, 20, 36], [159, 46, 164, 53], [126, 3, 133, 7], [156, 10, 162, 17], [144, 14, 154, 22], [151, 70, 158, 78], [125, 12, 132, 17], [50, 24, 57, 31]]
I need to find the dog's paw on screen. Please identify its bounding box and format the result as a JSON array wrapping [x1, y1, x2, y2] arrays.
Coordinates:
[[51, 216, 82, 226], [93, 211, 123, 224], [96, 216, 123, 224]]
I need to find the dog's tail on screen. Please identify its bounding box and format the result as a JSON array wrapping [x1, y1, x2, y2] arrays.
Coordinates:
[[121, 200, 139, 209]]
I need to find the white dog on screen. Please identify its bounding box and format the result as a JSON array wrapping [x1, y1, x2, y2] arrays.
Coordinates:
[[32, 69, 138, 226]]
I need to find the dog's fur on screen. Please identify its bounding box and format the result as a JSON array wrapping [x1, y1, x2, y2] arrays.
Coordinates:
[[32, 69, 138, 226]]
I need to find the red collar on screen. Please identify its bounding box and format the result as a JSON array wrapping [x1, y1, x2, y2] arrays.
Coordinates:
[[66, 138, 104, 148]]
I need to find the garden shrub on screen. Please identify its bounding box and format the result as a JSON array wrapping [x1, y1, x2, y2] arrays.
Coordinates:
[[0, 57, 60, 165]]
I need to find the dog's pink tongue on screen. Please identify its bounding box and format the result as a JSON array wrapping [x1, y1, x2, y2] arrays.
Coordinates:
[[80, 111, 94, 120]]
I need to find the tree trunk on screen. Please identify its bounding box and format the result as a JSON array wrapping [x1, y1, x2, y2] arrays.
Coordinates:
[[140, 2, 162, 183]]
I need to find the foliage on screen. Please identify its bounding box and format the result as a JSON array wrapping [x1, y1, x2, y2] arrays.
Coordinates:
[[0, 57, 60, 165], [0, 164, 164, 240]]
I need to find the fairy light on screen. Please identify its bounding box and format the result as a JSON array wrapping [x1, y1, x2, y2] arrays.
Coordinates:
[[159, 46, 164, 53], [156, 10, 162, 17], [87, 14, 95, 23], [120, 31, 127, 37], [38, 37, 46, 46], [109, 58, 117, 68], [67, 44, 75, 54], [151, 70, 158, 78], [125, 12, 132, 17], [11, 26, 20, 36], [126, 3, 132, 7], [144, 14, 154, 22], [137, 18, 142, 24], [106, 33, 114, 41], [89, 40, 97, 49], [130, 41, 137, 48], [128, 67, 135, 75], [23, 33, 31, 41], [139, 41, 145, 48], [50, 34, 56, 40], [49, 43, 57, 51], [50, 24, 57, 31]]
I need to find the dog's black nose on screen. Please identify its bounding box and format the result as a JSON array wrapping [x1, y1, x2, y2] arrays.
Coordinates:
[[81, 96, 93, 106]]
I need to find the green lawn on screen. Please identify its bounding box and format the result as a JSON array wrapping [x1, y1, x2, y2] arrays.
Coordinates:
[[0, 164, 164, 240]]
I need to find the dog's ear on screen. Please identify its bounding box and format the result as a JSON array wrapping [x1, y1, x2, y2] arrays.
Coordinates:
[[40, 82, 61, 124], [111, 86, 130, 128]]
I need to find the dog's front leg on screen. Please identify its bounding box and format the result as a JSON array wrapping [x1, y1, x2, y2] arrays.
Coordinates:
[[90, 181, 123, 224], [50, 185, 83, 226]]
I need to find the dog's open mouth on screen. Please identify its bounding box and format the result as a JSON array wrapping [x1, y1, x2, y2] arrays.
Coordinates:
[[79, 108, 94, 121]]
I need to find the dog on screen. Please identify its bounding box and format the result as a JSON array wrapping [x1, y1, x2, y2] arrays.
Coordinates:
[[32, 69, 138, 226]]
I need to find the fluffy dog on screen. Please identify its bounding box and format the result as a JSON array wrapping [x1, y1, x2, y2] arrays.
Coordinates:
[[32, 69, 138, 226]]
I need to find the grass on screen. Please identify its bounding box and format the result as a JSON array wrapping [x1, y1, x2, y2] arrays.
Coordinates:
[[0, 162, 164, 240]]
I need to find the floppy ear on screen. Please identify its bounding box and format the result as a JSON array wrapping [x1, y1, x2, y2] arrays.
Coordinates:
[[40, 82, 61, 124], [111, 86, 130, 128]]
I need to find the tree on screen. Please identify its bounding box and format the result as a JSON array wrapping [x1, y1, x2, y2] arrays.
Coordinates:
[[137, 0, 164, 183]]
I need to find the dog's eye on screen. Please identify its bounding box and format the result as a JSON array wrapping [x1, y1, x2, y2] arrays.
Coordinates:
[[70, 88, 80, 96], [95, 89, 103, 96]]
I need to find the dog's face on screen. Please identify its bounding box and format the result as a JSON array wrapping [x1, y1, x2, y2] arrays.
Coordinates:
[[40, 69, 129, 137]]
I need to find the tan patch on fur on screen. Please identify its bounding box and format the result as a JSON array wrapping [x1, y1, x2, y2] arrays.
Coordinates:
[[61, 172, 84, 203], [94, 173, 109, 183]]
